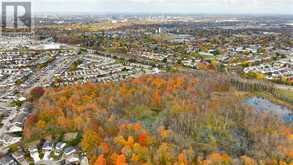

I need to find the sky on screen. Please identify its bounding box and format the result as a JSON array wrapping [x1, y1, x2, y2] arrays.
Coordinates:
[[25, 0, 293, 14]]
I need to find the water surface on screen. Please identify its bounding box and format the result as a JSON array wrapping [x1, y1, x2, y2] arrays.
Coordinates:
[[245, 97, 293, 123]]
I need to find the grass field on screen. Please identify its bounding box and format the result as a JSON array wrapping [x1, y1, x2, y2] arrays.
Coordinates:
[[277, 89, 293, 100]]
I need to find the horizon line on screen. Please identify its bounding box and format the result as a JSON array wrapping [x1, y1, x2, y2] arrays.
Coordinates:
[[31, 11, 293, 16]]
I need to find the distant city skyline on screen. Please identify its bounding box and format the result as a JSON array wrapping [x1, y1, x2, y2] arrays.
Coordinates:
[[9, 0, 293, 15]]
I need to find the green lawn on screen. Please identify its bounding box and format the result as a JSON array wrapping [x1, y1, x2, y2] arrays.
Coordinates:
[[276, 89, 293, 100]]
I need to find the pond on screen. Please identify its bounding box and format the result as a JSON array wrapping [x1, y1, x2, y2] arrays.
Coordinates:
[[244, 97, 293, 123]]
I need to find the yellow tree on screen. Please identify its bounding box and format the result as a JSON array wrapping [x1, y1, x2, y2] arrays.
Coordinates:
[[80, 129, 101, 157], [175, 152, 188, 165], [115, 154, 128, 165]]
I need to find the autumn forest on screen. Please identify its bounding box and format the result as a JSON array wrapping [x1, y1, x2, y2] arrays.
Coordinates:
[[23, 73, 293, 165]]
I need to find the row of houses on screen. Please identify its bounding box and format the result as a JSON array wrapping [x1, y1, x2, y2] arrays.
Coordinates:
[[132, 51, 170, 62], [0, 140, 88, 165], [0, 102, 31, 149], [244, 57, 293, 80], [27, 141, 88, 165], [55, 53, 160, 86]]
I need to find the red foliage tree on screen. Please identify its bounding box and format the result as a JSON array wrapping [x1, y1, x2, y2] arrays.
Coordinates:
[[30, 87, 45, 100]]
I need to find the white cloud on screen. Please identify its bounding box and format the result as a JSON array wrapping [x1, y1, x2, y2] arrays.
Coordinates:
[[28, 0, 293, 14]]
